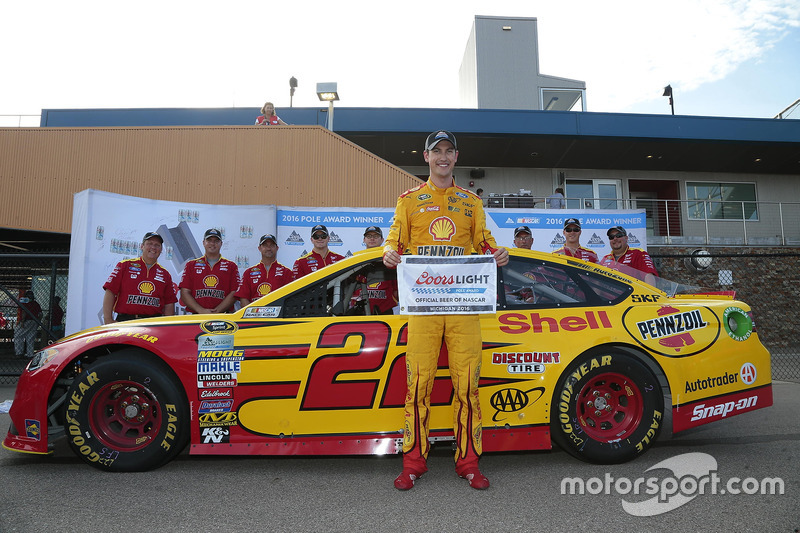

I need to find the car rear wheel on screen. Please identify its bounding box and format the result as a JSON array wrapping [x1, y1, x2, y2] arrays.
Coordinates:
[[551, 349, 664, 464], [64, 349, 189, 471]]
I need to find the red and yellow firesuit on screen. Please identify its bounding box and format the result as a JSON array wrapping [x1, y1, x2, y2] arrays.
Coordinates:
[[384, 180, 498, 476]]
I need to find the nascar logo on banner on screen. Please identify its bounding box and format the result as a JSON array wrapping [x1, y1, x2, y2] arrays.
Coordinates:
[[398, 256, 497, 315]]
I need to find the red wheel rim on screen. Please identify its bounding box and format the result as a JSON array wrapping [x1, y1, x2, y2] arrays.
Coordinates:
[[87, 381, 162, 451], [575, 372, 643, 442]]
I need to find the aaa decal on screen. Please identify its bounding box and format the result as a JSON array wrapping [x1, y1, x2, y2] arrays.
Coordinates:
[[622, 305, 720, 357]]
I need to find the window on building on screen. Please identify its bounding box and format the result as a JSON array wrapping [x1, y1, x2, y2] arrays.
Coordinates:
[[686, 182, 758, 221], [565, 179, 622, 209]]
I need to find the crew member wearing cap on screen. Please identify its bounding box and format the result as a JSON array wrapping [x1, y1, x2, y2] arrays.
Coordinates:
[[350, 226, 398, 314], [553, 219, 598, 263], [600, 226, 658, 284], [236, 234, 293, 306], [14, 290, 42, 358], [179, 228, 241, 314], [513, 226, 533, 249], [383, 130, 508, 491], [103, 231, 178, 323], [292, 224, 344, 280]]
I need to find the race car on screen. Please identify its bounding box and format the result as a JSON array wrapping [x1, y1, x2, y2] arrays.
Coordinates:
[[3, 248, 772, 471]]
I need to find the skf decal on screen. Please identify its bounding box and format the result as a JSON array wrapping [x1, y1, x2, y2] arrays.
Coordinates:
[[490, 387, 545, 422], [201, 427, 230, 444], [200, 320, 238, 335], [492, 352, 560, 374], [622, 305, 720, 357]]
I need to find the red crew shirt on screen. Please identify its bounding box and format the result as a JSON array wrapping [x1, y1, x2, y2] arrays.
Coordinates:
[[553, 246, 599, 263], [235, 261, 293, 301], [292, 250, 344, 280], [179, 256, 241, 312], [103, 258, 177, 316], [600, 247, 658, 280]]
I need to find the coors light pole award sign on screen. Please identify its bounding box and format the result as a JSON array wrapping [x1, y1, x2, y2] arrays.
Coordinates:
[[398, 256, 497, 315]]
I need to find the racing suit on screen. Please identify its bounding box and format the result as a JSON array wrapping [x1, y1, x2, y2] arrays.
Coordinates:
[[384, 180, 498, 476]]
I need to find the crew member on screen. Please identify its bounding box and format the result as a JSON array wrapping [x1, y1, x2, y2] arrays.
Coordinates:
[[236, 234, 293, 306], [553, 218, 598, 263], [180, 229, 241, 314], [292, 225, 344, 279], [513, 226, 533, 249], [14, 290, 41, 358], [383, 130, 508, 491], [600, 225, 658, 284], [350, 226, 397, 314], [103, 231, 177, 323]]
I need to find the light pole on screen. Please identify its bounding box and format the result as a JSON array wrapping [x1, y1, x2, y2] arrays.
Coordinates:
[[663, 84, 675, 115], [316, 82, 339, 131], [289, 77, 297, 108]]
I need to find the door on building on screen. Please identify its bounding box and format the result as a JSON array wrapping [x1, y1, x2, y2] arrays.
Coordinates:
[[629, 180, 682, 238]]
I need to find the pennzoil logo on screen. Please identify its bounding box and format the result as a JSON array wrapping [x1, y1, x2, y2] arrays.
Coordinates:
[[199, 411, 238, 427], [200, 320, 238, 334], [138, 281, 155, 295], [203, 275, 220, 288], [429, 217, 455, 241], [622, 305, 720, 357]]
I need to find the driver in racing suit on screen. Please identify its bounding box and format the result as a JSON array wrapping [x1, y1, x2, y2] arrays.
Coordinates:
[[383, 130, 508, 491]]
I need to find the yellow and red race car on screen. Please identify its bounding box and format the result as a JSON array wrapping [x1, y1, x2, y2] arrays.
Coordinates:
[[3, 248, 771, 471]]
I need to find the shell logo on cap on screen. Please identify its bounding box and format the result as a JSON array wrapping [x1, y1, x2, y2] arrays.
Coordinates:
[[203, 275, 220, 288], [429, 217, 456, 241], [138, 281, 155, 295]]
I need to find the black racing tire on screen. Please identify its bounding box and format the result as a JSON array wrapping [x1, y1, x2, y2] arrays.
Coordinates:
[[551, 349, 664, 464], [64, 349, 189, 472]]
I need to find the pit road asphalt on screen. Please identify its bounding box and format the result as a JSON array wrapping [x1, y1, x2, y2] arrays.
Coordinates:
[[1, 382, 798, 533]]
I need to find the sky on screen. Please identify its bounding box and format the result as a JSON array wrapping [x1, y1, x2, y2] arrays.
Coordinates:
[[2, 0, 799, 125]]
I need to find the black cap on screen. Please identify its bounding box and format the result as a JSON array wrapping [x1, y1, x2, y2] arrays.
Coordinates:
[[364, 226, 383, 237], [563, 218, 581, 229], [25, 290, 35, 298], [607, 226, 627, 237], [311, 224, 329, 237], [259, 234, 277, 245], [514, 225, 532, 237], [425, 130, 457, 151], [142, 231, 163, 244], [204, 228, 223, 240]]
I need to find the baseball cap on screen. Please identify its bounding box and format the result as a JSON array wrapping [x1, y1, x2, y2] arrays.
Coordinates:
[[514, 225, 532, 237], [311, 224, 329, 237], [607, 226, 627, 237], [364, 226, 383, 237], [204, 228, 223, 240], [142, 231, 164, 243], [563, 218, 581, 229], [259, 234, 277, 245], [425, 130, 458, 151]]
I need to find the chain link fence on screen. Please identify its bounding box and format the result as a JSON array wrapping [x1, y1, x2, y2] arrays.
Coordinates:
[[0, 251, 797, 384], [0, 254, 69, 384]]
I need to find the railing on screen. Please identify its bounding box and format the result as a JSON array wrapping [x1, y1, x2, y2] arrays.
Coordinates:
[[0, 115, 41, 127], [485, 196, 800, 246]]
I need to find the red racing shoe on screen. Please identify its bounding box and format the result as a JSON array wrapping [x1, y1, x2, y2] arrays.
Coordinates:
[[460, 468, 490, 490], [394, 469, 423, 490]]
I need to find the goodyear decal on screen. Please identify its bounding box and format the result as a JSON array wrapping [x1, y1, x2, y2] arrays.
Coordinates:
[[85, 330, 159, 344], [622, 305, 720, 357]]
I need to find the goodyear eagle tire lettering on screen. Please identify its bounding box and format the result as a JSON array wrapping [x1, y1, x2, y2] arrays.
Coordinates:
[[551, 351, 664, 464], [64, 349, 189, 472]]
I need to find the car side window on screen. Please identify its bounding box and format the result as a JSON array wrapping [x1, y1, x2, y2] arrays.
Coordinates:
[[281, 259, 397, 318], [499, 256, 630, 309]]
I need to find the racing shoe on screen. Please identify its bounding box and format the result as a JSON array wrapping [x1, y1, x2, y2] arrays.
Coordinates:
[[460, 468, 490, 490], [394, 469, 422, 490]]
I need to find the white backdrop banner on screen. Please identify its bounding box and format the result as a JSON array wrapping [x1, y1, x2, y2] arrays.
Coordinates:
[[66, 190, 277, 335], [66, 190, 648, 334]]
